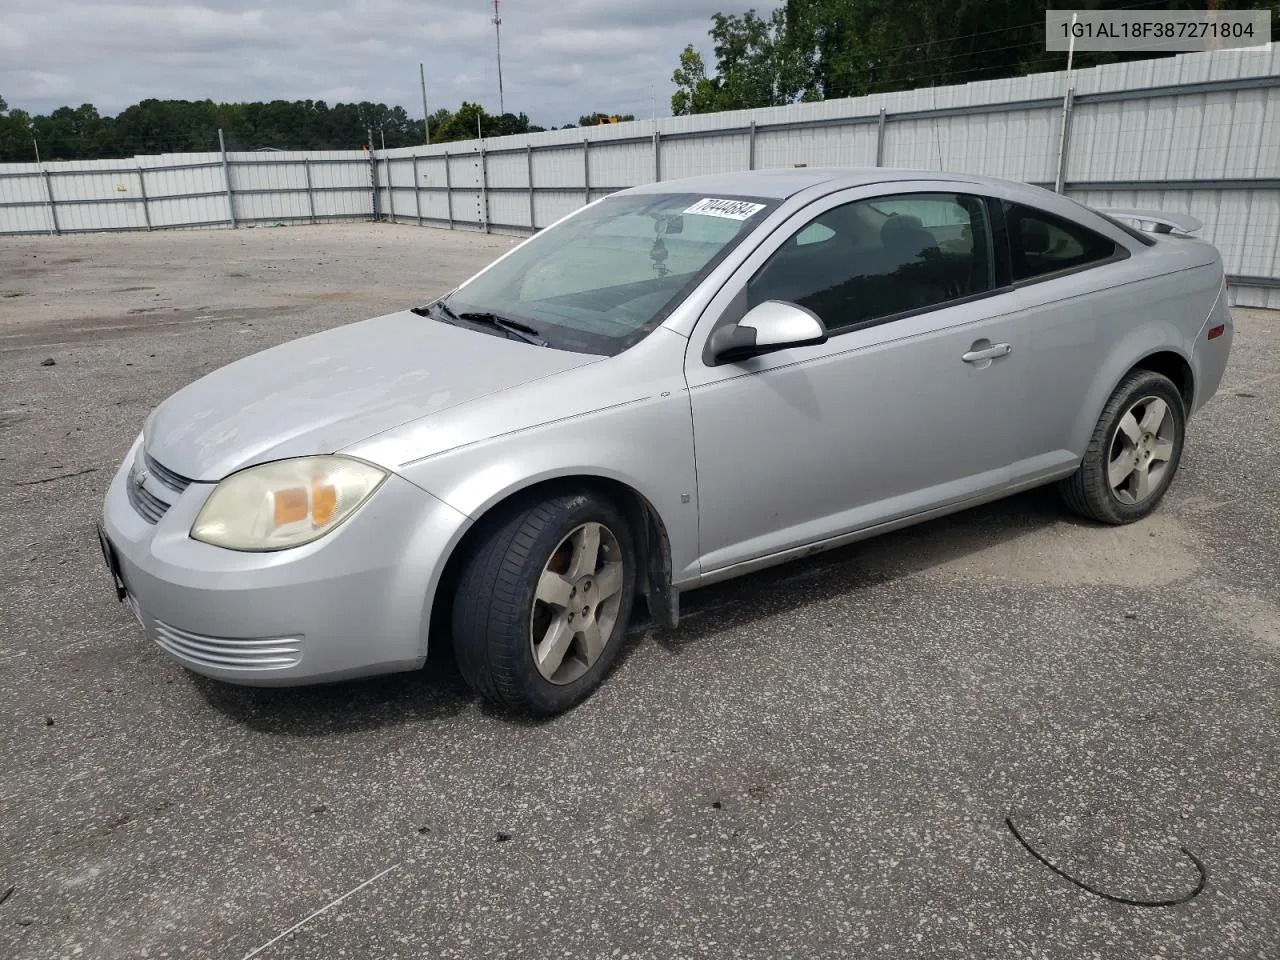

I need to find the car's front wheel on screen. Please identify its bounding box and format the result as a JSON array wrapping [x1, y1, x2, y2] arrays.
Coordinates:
[[452, 490, 637, 715], [1058, 369, 1186, 524]]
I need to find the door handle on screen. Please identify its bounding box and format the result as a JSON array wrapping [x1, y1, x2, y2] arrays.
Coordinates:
[[962, 342, 1012, 363]]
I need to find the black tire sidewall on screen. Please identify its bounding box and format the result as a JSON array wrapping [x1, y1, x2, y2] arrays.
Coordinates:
[[454, 491, 637, 716]]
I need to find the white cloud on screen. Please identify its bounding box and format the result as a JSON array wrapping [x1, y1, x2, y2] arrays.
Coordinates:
[[0, 0, 772, 127]]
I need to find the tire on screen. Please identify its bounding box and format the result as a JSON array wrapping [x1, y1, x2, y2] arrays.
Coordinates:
[[451, 489, 637, 716], [1058, 369, 1186, 525]]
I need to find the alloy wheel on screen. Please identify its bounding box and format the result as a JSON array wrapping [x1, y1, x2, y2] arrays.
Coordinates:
[[530, 522, 626, 685], [1108, 395, 1177, 505]]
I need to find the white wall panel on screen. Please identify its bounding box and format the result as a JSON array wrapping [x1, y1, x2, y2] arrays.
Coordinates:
[[531, 147, 583, 189], [419, 189, 451, 222], [661, 133, 749, 179], [487, 191, 530, 229], [417, 157, 448, 189], [0, 203, 55, 234], [533, 191, 582, 229], [445, 153, 482, 190], [311, 190, 370, 219], [485, 152, 528, 190], [0, 173, 49, 205], [233, 191, 311, 222], [587, 141, 652, 188], [146, 195, 227, 227], [450, 189, 484, 226]]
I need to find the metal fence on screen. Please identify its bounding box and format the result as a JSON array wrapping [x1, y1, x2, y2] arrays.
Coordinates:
[[2, 44, 1277, 307]]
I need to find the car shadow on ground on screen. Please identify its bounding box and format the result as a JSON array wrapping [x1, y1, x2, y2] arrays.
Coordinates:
[[648, 486, 1088, 651], [194, 486, 1085, 733], [189, 655, 476, 736]]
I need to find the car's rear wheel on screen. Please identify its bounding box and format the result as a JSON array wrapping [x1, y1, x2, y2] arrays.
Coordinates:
[[1058, 369, 1186, 524], [451, 490, 636, 715]]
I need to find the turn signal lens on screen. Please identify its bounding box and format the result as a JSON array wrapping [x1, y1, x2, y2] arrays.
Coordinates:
[[311, 481, 338, 527], [192, 456, 388, 551], [273, 488, 308, 525]]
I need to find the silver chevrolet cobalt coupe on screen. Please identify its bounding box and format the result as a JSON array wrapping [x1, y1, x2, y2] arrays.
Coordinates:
[[99, 169, 1233, 714]]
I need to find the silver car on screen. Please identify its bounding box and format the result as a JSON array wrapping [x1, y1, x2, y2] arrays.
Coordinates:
[[98, 168, 1234, 714]]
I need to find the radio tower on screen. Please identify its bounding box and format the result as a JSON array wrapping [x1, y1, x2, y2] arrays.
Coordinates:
[[492, 0, 505, 116]]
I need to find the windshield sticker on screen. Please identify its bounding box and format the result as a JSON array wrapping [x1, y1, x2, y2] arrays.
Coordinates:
[[683, 198, 766, 221]]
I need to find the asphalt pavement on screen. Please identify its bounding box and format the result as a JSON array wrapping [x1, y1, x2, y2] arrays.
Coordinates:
[[2, 223, 1277, 959]]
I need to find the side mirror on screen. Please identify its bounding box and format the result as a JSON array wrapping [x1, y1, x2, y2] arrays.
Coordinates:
[[707, 300, 828, 365]]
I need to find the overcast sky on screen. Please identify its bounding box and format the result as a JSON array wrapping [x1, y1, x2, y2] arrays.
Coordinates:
[[0, 0, 776, 126]]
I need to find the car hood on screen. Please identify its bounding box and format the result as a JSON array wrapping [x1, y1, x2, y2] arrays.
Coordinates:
[[144, 310, 602, 481]]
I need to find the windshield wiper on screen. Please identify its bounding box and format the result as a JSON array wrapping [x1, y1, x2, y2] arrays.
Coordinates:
[[411, 300, 462, 324], [412, 300, 547, 346], [455, 311, 548, 346]]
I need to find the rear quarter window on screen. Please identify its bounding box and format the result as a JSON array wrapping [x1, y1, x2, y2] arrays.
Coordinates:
[[1004, 202, 1124, 282]]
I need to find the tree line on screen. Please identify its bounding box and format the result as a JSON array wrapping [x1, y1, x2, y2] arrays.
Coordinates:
[[0, 95, 637, 162]]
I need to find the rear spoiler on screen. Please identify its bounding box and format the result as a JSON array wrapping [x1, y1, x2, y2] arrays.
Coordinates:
[[1097, 208, 1203, 235]]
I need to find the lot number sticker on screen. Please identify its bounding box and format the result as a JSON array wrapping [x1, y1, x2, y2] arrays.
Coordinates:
[[683, 198, 766, 221]]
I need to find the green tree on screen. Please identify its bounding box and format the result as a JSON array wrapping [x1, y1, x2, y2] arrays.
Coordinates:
[[671, 46, 720, 116], [0, 94, 553, 160], [0, 95, 36, 162], [428, 102, 544, 142], [710, 8, 809, 109], [674, 0, 1280, 113]]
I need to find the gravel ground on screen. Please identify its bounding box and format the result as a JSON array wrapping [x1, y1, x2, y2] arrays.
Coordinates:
[[1, 223, 1277, 960]]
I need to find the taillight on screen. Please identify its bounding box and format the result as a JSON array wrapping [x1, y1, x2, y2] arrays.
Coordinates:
[[1207, 324, 1226, 340]]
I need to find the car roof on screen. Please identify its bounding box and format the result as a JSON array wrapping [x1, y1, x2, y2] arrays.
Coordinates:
[[621, 167, 1044, 202]]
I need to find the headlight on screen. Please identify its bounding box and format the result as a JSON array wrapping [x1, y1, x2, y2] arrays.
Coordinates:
[[191, 456, 388, 551]]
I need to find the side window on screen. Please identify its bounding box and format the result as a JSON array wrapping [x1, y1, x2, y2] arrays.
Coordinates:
[[1005, 203, 1119, 282], [747, 193, 994, 333]]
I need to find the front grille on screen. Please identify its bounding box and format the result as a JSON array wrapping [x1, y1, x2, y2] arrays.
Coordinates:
[[152, 619, 303, 671], [127, 478, 171, 523], [144, 453, 191, 493], [126, 451, 189, 524]]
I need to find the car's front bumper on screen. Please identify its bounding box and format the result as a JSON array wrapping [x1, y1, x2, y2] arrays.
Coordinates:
[[99, 441, 471, 685]]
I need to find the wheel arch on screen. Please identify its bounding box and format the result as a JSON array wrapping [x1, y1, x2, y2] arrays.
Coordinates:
[[1130, 349, 1195, 412], [425, 473, 678, 655], [1072, 339, 1196, 458]]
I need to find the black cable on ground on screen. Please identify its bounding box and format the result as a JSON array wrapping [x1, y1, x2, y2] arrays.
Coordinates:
[[1006, 816, 1207, 907]]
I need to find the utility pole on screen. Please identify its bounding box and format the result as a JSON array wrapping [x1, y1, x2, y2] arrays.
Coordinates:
[[419, 62, 431, 144], [1054, 11, 1079, 193], [492, 0, 505, 116]]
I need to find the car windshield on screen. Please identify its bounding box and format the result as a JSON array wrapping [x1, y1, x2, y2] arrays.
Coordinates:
[[440, 192, 776, 355]]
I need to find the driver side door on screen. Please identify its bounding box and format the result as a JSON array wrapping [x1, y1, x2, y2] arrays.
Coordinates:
[[685, 185, 1027, 576]]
